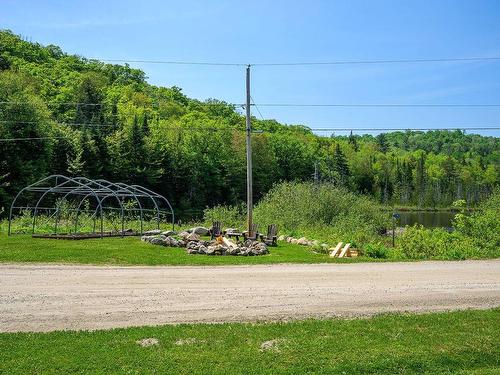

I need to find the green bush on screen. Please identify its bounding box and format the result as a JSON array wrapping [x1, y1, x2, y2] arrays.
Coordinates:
[[364, 242, 390, 259], [452, 191, 500, 257], [201, 182, 388, 246], [202, 204, 246, 229], [252, 181, 388, 245], [399, 225, 479, 260]]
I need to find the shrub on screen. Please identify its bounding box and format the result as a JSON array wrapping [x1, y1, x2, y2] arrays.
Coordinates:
[[364, 242, 390, 259], [399, 225, 480, 260], [252, 181, 388, 245], [202, 204, 246, 229], [453, 191, 500, 258]]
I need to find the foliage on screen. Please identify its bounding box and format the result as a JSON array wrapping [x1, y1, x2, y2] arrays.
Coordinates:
[[399, 225, 478, 260], [399, 191, 500, 260], [452, 190, 500, 256], [253, 181, 388, 245], [364, 242, 390, 259], [1, 309, 499, 374], [202, 204, 245, 229], [0, 30, 499, 218]]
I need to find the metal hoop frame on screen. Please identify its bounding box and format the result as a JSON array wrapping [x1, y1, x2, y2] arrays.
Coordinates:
[[8, 175, 174, 236]]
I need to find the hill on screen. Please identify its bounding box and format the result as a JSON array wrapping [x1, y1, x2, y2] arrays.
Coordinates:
[[0, 30, 498, 216]]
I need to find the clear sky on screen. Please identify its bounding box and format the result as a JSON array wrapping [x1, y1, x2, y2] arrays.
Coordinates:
[[2, 0, 500, 136]]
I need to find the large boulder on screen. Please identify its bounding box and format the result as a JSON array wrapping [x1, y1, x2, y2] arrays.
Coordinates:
[[186, 232, 201, 242], [143, 229, 162, 235], [297, 237, 309, 245], [190, 227, 209, 236], [179, 231, 190, 239]]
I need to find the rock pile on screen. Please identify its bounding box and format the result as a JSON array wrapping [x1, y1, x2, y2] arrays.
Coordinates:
[[186, 239, 268, 256], [141, 234, 185, 247], [277, 235, 320, 247], [141, 233, 269, 256]]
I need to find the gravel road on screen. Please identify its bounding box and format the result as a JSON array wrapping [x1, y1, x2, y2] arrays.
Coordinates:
[[1, 260, 499, 332]]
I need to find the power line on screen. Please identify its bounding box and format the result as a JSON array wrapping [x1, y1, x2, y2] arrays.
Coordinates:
[[0, 101, 105, 106], [253, 103, 500, 108], [96, 59, 246, 66], [250, 96, 265, 121], [4, 101, 500, 108], [91, 56, 500, 66], [250, 56, 500, 66], [0, 100, 239, 107], [0, 120, 118, 127], [0, 136, 72, 142], [309, 126, 500, 131], [1, 126, 498, 142]]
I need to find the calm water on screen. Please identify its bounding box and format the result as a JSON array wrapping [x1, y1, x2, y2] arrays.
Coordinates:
[[396, 211, 456, 228]]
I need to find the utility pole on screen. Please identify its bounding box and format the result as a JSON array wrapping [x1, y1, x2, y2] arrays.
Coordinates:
[[245, 65, 253, 234]]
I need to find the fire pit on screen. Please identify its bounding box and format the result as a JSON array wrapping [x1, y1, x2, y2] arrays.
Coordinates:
[[141, 234, 269, 256]]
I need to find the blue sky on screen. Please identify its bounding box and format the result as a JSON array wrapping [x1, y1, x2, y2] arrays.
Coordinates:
[[2, 0, 500, 136]]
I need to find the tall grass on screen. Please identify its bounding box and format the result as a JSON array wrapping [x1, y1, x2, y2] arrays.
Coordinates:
[[204, 182, 388, 246]]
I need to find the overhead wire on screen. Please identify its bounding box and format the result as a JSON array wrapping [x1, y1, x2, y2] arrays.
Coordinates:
[[90, 56, 500, 66]]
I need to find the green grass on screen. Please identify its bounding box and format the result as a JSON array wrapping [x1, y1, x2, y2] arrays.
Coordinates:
[[0, 235, 375, 265], [1, 309, 498, 374]]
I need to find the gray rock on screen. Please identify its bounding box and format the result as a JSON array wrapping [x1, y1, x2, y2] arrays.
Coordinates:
[[179, 231, 190, 239], [297, 237, 309, 245], [143, 229, 162, 235], [278, 235, 286, 241], [150, 237, 165, 246], [161, 230, 177, 236], [190, 227, 209, 236], [186, 232, 201, 242]]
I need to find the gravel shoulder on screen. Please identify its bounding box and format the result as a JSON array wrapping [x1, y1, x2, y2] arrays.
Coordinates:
[[1, 260, 499, 332]]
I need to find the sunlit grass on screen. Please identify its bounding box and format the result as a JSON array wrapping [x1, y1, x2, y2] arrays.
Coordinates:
[[1, 309, 498, 374]]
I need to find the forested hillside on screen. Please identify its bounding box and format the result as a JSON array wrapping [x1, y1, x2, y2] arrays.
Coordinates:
[[0, 30, 498, 217]]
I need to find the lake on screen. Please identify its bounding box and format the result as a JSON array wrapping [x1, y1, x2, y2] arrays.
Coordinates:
[[395, 211, 456, 228]]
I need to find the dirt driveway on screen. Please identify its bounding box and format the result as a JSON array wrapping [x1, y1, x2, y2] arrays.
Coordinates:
[[1, 260, 499, 332]]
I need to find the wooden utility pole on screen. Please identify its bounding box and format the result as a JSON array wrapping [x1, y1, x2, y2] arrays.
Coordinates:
[[245, 65, 253, 234]]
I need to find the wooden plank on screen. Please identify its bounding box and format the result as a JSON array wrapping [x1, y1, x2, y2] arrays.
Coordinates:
[[338, 243, 351, 258], [329, 242, 343, 257]]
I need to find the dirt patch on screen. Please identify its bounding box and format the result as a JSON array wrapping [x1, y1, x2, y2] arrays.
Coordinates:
[[174, 337, 204, 346], [0, 261, 499, 332], [136, 338, 159, 347], [260, 338, 287, 352]]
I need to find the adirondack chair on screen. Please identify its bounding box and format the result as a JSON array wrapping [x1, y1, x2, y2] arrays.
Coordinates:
[[260, 224, 278, 246], [210, 221, 223, 240], [242, 223, 259, 241]]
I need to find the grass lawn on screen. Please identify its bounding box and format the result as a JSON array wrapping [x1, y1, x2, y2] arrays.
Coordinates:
[[0, 235, 376, 265], [0, 309, 498, 374]]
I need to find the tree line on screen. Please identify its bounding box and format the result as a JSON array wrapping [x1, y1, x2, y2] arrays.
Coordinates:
[[0, 30, 498, 218]]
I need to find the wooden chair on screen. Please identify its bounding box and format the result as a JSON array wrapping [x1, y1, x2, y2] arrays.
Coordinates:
[[210, 221, 223, 240], [242, 223, 259, 241], [259, 224, 278, 246]]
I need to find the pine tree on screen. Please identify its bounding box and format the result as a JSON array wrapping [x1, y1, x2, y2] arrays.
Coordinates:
[[332, 143, 350, 186], [415, 153, 426, 207], [376, 133, 389, 153], [128, 115, 145, 182], [348, 130, 359, 152], [142, 114, 149, 135]]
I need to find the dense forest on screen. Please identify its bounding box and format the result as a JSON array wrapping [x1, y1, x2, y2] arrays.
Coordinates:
[[1, 30, 499, 218]]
